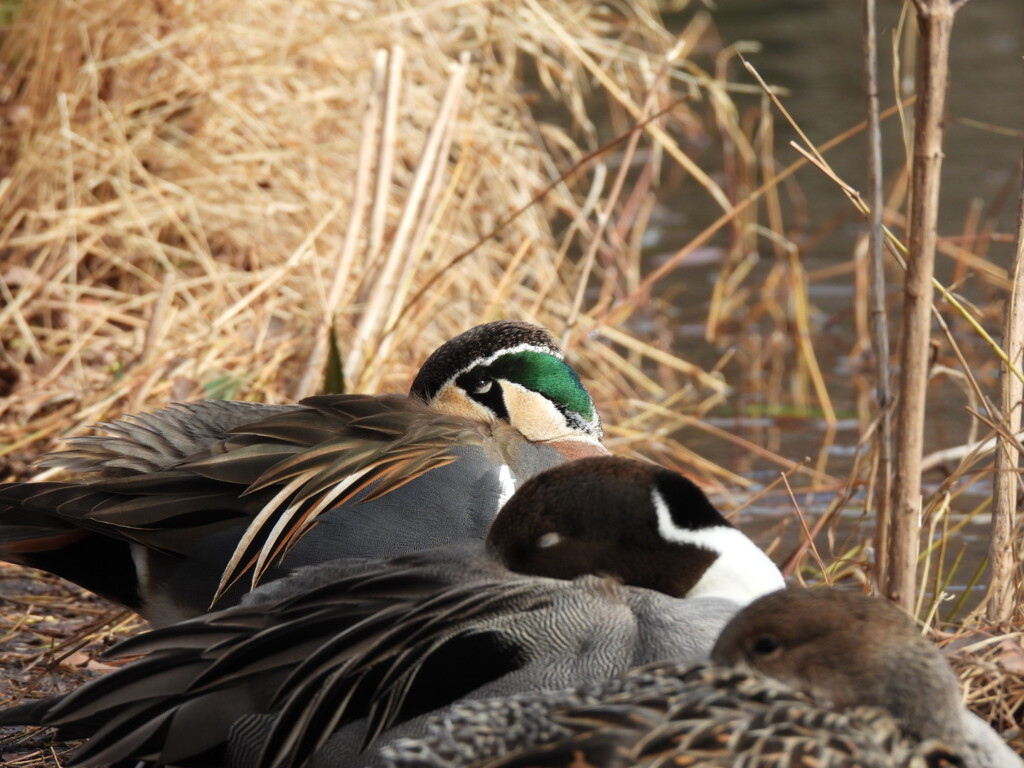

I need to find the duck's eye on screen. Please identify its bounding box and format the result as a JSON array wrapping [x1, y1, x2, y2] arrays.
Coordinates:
[[752, 635, 781, 656], [456, 368, 494, 395], [466, 378, 492, 395]]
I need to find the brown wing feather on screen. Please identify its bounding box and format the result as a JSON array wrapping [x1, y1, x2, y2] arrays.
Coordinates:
[[8, 394, 491, 595], [200, 395, 490, 595]]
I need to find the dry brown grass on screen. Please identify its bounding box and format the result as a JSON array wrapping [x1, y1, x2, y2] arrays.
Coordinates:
[[945, 625, 1024, 751], [0, 0, 1021, 762], [0, 0, 735, 477], [0, 562, 143, 766]]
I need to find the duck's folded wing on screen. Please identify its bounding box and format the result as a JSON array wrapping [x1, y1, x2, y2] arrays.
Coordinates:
[[40, 400, 296, 477], [206, 395, 481, 591], [0, 395, 491, 595], [4, 550, 561, 768]]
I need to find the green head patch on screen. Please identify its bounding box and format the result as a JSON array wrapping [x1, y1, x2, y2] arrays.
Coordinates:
[[488, 351, 600, 437]]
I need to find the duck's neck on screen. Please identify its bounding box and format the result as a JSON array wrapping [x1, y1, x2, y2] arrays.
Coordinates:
[[676, 527, 785, 604], [648, 490, 784, 604], [862, 645, 968, 754]]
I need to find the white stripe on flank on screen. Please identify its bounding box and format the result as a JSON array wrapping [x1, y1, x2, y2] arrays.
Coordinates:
[[130, 542, 150, 592], [497, 464, 516, 509], [651, 489, 785, 605]]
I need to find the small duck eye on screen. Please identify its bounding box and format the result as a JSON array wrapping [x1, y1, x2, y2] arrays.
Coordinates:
[[470, 379, 493, 395], [752, 635, 781, 656], [457, 369, 494, 396]]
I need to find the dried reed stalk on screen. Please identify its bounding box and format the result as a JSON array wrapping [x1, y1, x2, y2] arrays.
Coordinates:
[[987, 152, 1024, 621], [0, 0, 736, 485], [861, 0, 893, 593], [887, 0, 965, 612]]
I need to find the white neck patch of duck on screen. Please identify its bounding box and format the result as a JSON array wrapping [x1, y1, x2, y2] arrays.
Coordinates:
[[650, 488, 785, 603]]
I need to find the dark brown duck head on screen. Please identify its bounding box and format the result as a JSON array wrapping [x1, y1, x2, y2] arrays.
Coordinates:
[[486, 455, 784, 603]]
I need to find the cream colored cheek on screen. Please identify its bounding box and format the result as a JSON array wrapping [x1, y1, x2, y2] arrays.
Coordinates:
[[430, 383, 497, 423], [499, 381, 571, 441]]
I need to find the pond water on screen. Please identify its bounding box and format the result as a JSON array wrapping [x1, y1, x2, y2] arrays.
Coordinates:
[[653, 0, 1021, 478], [650, 0, 1023, 604]]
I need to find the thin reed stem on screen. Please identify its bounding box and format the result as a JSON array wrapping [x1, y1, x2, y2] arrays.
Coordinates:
[[888, 0, 959, 613], [862, 0, 893, 595], [987, 150, 1024, 621]]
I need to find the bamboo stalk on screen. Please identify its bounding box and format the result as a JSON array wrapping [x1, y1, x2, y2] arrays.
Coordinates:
[[887, 0, 962, 612], [987, 150, 1024, 621]]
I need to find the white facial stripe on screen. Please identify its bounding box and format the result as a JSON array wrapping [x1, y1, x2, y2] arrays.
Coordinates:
[[497, 464, 516, 509], [434, 343, 563, 397], [468, 342, 564, 369], [537, 532, 562, 548], [651, 488, 785, 605]]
